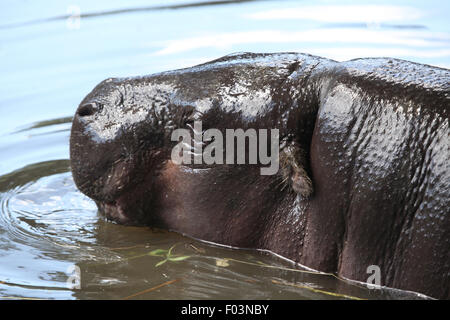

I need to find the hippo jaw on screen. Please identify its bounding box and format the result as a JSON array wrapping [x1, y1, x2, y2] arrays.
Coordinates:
[[97, 200, 131, 225]]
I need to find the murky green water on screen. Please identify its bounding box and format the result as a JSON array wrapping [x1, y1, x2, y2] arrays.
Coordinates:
[[1, 0, 448, 300]]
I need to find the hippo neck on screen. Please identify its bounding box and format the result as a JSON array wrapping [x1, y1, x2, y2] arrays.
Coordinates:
[[151, 61, 333, 249], [271, 58, 332, 147]]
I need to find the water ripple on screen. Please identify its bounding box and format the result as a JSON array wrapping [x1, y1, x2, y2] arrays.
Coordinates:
[[0, 161, 101, 252]]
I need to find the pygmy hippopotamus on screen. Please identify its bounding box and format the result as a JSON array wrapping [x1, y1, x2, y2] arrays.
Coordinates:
[[70, 53, 449, 299]]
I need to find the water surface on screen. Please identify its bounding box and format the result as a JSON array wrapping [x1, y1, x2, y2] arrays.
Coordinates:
[[1, 0, 448, 300]]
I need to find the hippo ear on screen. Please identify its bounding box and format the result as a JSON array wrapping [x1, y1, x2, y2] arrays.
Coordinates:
[[279, 141, 313, 198]]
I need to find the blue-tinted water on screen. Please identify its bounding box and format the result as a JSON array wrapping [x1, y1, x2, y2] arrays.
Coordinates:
[[0, 0, 447, 299]]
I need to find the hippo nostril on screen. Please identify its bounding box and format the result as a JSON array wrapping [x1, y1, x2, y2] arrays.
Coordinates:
[[77, 102, 100, 117]]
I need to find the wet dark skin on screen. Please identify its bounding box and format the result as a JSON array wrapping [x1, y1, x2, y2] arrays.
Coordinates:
[[70, 53, 449, 299]]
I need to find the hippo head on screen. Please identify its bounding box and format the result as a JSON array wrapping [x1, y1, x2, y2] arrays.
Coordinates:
[[70, 53, 320, 243]]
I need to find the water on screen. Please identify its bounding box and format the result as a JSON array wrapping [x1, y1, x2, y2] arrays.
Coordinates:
[[1, 0, 448, 300]]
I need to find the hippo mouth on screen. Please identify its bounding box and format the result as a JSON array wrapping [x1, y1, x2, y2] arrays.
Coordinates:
[[89, 156, 170, 226], [97, 199, 137, 225], [97, 201, 128, 224], [94, 180, 153, 226], [71, 154, 152, 225], [72, 156, 135, 202]]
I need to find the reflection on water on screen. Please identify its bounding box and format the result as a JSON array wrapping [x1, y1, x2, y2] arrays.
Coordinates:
[[1, 0, 448, 300]]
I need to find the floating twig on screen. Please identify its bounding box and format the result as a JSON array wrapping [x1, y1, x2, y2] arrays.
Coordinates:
[[122, 278, 180, 300], [271, 279, 365, 300], [222, 258, 367, 290]]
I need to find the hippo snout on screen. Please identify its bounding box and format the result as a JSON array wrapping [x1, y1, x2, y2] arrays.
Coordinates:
[[70, 76, 180, 225], [70, 102, 117, 203]]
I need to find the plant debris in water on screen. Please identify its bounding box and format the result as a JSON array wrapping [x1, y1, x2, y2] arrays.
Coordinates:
[[148, 245, 190, 267]]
